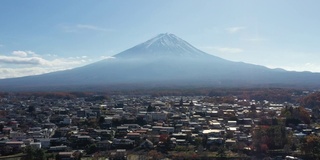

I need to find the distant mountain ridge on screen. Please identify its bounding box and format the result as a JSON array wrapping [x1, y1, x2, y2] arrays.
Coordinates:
[[0, 33, 319, 91]]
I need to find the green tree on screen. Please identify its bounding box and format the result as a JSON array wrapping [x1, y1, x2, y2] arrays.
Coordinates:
[[0, 123, 4, 132], [1, 146, 13, 156], [73, 151, 83, 160], [281, 106, 311, 125], [217, 146, 227, 159], [301, 135, 320, 159], [24, 146, 46, 160], [28, 105, 35, 113], [24, 146, 35, 160], [86, 144, 98, 154], [147, 105, 155, 112], [37, 149, 46, 160], [98, 116, 105, 124], [194, 137, 202, 147]]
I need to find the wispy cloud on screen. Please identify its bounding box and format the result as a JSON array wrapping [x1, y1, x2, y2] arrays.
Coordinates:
[[216, 47, 243, 53], [0, 44, 4, 47], [202, 46, 244, 54], [226, 26, 246, 33], [76, 24, 110, 32], [60, 24, 112, 33], [46, 54, 58, 57], [100, 56, 115, 60], [243, 38, 266, 42]]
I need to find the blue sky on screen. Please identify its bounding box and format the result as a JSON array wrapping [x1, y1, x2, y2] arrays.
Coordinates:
[[1, 0, 320, 78]]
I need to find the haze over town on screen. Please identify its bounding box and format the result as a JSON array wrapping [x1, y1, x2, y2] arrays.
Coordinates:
[[1, 1, 320, 79]]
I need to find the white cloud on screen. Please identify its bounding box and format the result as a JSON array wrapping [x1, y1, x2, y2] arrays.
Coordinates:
[[301, 63, 320, 73], [226, 26, 246, 33], [12, 50, 38, 57], [48, 58, 88, 66], [0, 50, 95, 79], [266, 63, 320, 73], [0, 55, 49, 65], [12, 51, 28, 57], [0, 67, 52, 79], [0, 44, 4, 47]]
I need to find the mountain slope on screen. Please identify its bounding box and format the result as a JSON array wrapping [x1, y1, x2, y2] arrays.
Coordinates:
[[0, 33, 319, 91]]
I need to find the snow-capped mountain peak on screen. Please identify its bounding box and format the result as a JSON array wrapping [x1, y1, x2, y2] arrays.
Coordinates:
[[114, 33, 210, 58], [143, 33, 181, 48]]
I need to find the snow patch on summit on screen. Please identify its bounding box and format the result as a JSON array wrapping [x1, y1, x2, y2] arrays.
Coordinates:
[[144, 33, 180, 48], [114, 33, 211, 58]]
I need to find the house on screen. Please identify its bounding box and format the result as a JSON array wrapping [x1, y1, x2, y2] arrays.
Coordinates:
[[122, 124, 141, 131], [92, 129, 114, 140], [62, 117, 72, 125], [202, 129, 225, 137], [77, 110, 86, 118], [5, 141, 25, 151], [139, 139, 154, 149], [172, 133, 187, 140], [110, 149, 127, 160], [207, 137, 224, 145], [151, 126, 174, 134], [2, 127, 12, 134], [48, 145, 68, 152], [10, 131, 26, 140], [112, 138, 134, 149], [30, 142, 41, 149], [227, 121, 237, 127], [76, 135, 93, 143], [22, 138, 34, 145], [97, 140, 112, 150], [126, 132, 141, 142], [225, 139, 237, 149], [209, 120, 222, 129], [116, 126, 129, 138], [150, 112, 167, 121], [57, 151, 75, 160], [35, 138, 51, 148]]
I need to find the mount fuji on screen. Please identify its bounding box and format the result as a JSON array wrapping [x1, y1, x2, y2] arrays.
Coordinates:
[[115, 33, 210, 58], [0, 33, 320, 91]]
